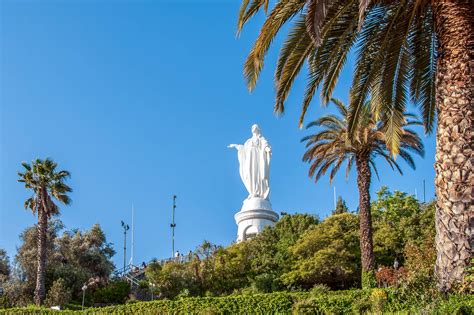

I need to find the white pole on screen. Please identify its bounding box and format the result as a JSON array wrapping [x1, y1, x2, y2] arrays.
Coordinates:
[[333, 186, 337, 209], [415, 188, 418, 200], [130, 203, 134, 266]]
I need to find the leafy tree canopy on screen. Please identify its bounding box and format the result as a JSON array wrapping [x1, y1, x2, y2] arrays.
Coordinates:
[[0, 249, 10, 280], [10, 220, 115, 305], [333, 197, 349, 215]]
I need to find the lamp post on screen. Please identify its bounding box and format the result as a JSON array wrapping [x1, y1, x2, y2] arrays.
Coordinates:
[[121, 220, 130, 273], [81, 284, 87, 310], [149, 282, 156, 301]]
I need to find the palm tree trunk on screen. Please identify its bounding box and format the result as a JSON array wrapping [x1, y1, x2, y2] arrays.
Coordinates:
[[34, 207, 48, 305], [432, 0, 473, 292], [356, 155, 375, 285]]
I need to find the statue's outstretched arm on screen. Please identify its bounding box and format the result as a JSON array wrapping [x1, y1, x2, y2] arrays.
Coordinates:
[[228, 144, 243, 150]]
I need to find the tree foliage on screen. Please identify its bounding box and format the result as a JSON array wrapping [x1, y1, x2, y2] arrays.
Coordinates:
[[282, 213, 361, 289], [144, 189, 436, 296], [0, 249, 10, 280], [333, 197, 349, 215], [237, 0, 437, 152], [371, 187, 435, 267], [7, 221, 115, 306], [44, 278, 72, 307]]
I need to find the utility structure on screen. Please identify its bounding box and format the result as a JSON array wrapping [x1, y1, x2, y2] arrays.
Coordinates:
[[170, 195, 177, 257], [121, 220, 129, 272]]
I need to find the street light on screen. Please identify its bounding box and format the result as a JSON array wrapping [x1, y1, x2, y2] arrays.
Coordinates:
[[81, 284, 87, 310], [149, 282, 156, 301]]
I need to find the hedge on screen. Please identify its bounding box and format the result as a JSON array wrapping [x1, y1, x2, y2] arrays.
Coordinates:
[[1, 290, 472, 314]]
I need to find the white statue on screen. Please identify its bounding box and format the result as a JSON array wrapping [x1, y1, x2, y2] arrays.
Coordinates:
[[228, 124, 272, 200]]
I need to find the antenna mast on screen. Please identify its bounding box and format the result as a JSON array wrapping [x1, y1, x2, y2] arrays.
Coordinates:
[[121, 220, 129, 272], [171, 195, 177, 257], [130, 204, 134, 266]]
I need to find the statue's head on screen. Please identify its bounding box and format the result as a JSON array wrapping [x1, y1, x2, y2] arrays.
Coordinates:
[[251, 124, 261, 136]]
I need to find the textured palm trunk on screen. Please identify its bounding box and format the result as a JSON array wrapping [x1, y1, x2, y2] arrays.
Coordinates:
[[34, 208, 48, 305], [356, 156, 376, 277], [432, 0, 473, 292]]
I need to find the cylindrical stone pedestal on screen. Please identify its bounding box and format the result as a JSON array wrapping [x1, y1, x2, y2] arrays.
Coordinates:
[[234, 197, 279, 242]]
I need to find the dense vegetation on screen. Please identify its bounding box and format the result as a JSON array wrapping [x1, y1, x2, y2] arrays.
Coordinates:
[[2, 188, 472, 313], [1, 220, 115, 308], [142, 188, 438, 299]]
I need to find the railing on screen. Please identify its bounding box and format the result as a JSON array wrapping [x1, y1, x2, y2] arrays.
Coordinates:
[[113, 255, 196, 287]]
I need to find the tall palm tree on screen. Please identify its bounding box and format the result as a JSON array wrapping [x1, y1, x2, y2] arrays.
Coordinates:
[[18, 158, 72, 305], [301, 98, 424, 287], [237, 0, 472, 291]]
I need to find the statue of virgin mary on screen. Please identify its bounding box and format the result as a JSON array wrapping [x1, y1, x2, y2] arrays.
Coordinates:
[[228, 124, 271, 200]]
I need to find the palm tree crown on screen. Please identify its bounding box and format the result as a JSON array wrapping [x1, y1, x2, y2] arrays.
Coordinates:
[[238, 0, 436, 153], [302, 98, 424, 280], [301, 98, 424, 182], [18, 158, 72, 217]]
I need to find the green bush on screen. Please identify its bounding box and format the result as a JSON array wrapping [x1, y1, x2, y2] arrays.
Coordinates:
[[0, 296, 10, 309], [0, 290, 472, 314], [44, 279, 71, 307], [92, 281, 130, 305]]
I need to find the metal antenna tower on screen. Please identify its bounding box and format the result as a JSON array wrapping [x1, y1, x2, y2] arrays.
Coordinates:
[[170, 195, 177, 257], [121, 220, 130, 272]]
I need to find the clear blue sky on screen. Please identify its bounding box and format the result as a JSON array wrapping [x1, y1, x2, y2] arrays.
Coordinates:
[[0, 0, 435, 268]]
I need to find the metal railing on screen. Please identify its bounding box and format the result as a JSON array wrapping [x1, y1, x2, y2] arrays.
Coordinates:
[[113, 255, 196, 287]]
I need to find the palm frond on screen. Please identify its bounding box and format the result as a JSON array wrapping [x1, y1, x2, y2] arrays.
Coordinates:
[[410, 6, 436, 133], [244, 0, 305, 90], [306, 0, 330, 46], [237, 0, 270, 34], [275, 15, 314, 114]]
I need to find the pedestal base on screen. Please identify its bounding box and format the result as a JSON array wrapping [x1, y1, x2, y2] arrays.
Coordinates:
[[234, 197, 279, 242]]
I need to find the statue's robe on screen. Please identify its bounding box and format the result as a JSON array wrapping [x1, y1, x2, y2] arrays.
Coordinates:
[[236, 135, 271, 199]]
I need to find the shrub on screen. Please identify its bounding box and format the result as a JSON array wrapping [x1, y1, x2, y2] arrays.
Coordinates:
[[44, 278, 71, 307], [92, 281, 130, 305], [362, 270, 377, 289], [0, 290, 472, 314], [309, 284, 330, 295], [370, 288, 388, 312], [0, 296, 10, 309], [375, 266, 408, 288]]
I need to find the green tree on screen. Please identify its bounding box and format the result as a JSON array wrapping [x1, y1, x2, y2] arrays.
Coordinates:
[[13, 221, 114, 305], [44, 278, 71, 307], [333, 197, 349, 215], [18, 158, 72, 305], [247, 213, 318, 292], [53, 223, 115, 297], [92, 281, 130, 304], [0, 249, 10, 280], [281, 213, 360, 289], [371, 187, 435, 267], [146, 261, 200, 299], [237, 0, 472, 291], [14, 220, 63, 304], [301, 99, 423, 286]]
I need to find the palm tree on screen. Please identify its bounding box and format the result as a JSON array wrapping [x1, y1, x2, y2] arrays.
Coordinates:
[[237, 0, 472, 291], [18, 158, 72, 305], [301, 98, 424, 287]]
